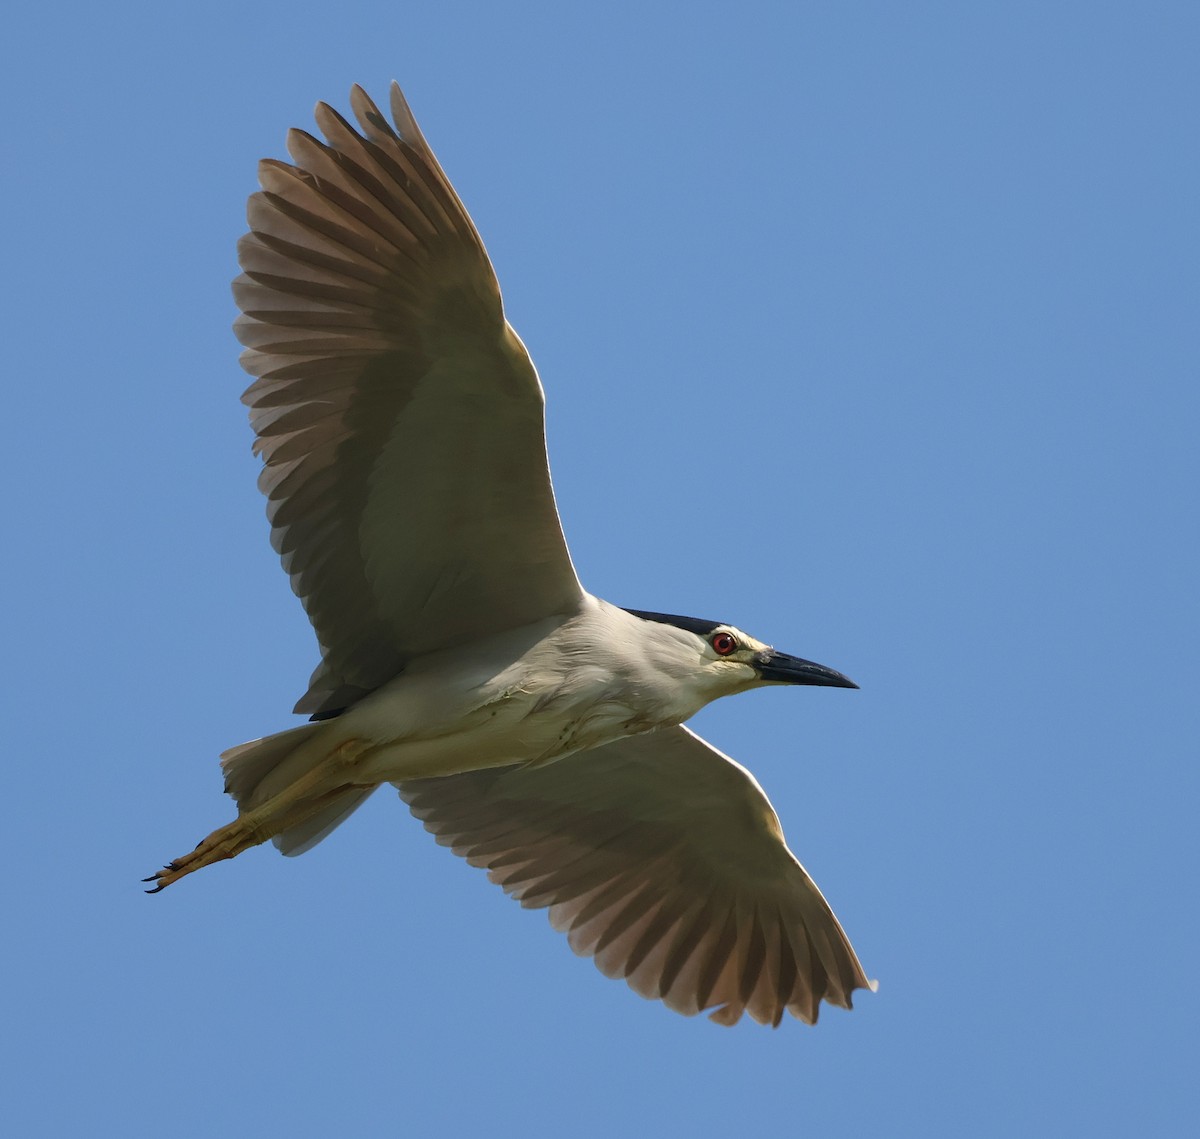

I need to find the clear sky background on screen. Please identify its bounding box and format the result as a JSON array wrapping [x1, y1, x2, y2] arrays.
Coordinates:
[[4, 2, 1196, 1135]]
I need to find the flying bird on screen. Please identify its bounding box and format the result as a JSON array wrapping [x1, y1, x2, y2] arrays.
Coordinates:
[[147, 83, 873, 1027]]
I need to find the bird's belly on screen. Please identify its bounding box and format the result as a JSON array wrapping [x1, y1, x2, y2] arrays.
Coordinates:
[[321, 622, 684, 785], [342, 672, 655, 784]]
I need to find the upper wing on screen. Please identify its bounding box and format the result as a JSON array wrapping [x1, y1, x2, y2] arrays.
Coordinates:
[[233, 84, 584, 717], [396, 725, 873, 1026]]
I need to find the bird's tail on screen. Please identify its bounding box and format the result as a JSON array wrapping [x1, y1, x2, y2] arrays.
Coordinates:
[[220, 723, 318, 807], [221, 724, 376, 856]]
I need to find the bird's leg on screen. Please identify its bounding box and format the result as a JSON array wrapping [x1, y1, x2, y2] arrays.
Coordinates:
[[144, 737, 371, 892]]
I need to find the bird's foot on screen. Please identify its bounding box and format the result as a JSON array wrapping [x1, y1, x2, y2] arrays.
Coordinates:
[[143, 815, 264, 893]]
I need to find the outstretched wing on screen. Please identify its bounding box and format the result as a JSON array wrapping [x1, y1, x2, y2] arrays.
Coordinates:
[[233, 84, 583, 717], [397, 725, 873, 1026]]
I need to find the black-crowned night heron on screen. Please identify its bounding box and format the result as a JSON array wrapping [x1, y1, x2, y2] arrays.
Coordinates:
[[147, 84, 874, 1027]]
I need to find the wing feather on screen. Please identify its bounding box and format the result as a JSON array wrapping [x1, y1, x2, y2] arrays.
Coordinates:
[[234, 84, 583, 716], [396, 725, 873, 1026]]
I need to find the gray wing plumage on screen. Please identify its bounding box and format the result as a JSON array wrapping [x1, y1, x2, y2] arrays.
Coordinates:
[[233, 84, 583, 717], [397, 725, 873, 1026]]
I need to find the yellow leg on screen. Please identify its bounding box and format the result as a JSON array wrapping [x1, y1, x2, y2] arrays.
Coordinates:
[[145, 738, 371, 892]]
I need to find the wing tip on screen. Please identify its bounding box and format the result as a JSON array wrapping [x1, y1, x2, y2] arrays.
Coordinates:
[[387, 81, 424, 145]]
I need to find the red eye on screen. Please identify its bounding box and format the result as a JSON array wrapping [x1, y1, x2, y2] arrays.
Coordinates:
[[711, 632, 738, 656]]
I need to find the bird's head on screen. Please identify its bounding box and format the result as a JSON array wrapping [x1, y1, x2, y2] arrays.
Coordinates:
[[623, 609, 858, 702]]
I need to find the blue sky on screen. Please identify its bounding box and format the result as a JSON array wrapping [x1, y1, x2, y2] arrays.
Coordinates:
[[4, 1, 1196, 1134]]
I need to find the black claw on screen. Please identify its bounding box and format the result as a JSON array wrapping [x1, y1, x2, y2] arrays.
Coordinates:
[[144, 882, 165, 895]]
